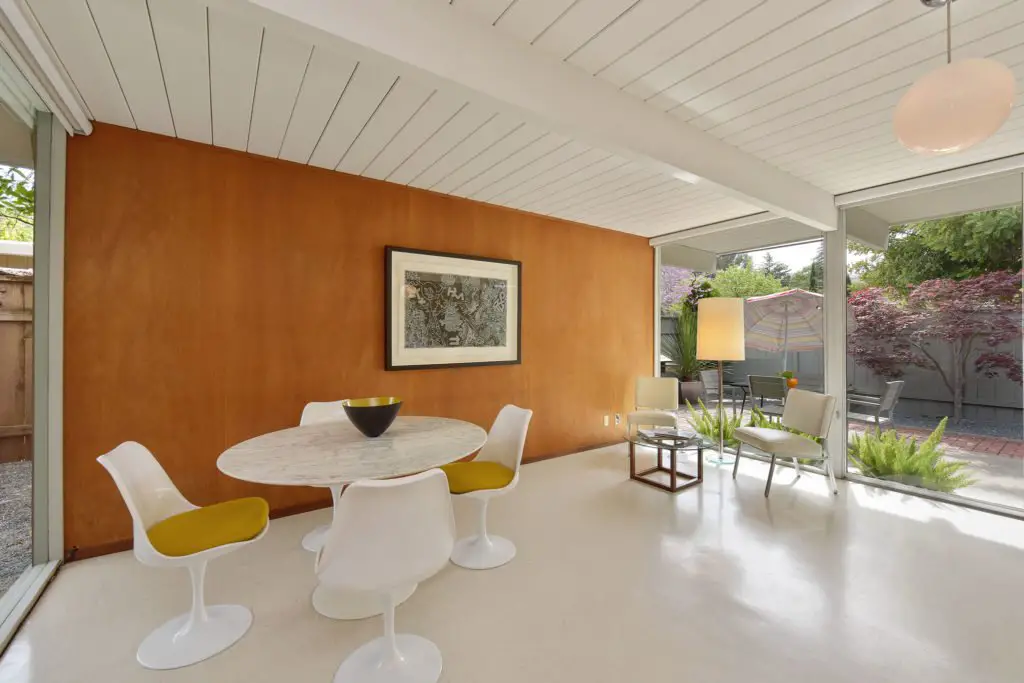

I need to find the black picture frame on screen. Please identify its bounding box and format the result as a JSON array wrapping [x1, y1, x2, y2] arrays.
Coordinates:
[[385, 246, 522, 371]]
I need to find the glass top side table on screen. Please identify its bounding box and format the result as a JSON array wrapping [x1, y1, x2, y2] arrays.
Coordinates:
[[626, 430, 706, 493]]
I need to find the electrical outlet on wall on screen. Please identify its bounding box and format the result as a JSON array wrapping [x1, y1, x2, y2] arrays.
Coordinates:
[[603, 415, 610, 427], [614, 413, 621, 426]]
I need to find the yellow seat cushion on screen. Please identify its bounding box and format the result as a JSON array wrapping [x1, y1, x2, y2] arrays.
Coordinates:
[[147, 497, 269, 557], [440, 461, 515, 494]]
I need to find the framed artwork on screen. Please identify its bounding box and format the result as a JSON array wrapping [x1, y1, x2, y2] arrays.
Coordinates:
[[386, 246, 522, 370]]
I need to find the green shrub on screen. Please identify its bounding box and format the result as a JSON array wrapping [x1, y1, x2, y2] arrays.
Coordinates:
[[685, 399, 743, 447], [847, 418, 975, 493]]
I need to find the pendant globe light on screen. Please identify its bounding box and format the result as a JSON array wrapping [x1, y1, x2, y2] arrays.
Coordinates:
[[894, 0, 1015, 155]]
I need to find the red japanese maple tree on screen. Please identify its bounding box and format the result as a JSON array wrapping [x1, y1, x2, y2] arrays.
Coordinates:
[[848, 270, 1022, 421]]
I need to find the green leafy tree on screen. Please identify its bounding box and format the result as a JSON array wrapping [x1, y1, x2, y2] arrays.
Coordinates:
[[0, 166, 34, 242], [791, 244, 825, 293], [716, 252, 752, 271], [710, 265, 784, 298], [850, 207, 1022, 293], [760, 253, 792, 287]]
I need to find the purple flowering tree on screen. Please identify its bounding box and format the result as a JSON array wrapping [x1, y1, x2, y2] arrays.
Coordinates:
[[660, 266, 694, 313]]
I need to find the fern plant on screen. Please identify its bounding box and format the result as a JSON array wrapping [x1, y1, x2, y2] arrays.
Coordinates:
[[847, 418, 975, 493], [685, 399, 743, 448]]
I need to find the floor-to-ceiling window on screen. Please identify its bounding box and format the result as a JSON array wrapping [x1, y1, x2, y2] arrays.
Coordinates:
[[843, 175, 1024, 514], [0, 162, 34, 597], [0, 44, 65, 650], [660, 239, 826, 454]]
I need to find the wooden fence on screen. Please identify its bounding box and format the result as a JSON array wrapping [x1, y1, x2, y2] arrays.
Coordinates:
[[0, 269, 31, 462], [662, 315, 1023, 424]]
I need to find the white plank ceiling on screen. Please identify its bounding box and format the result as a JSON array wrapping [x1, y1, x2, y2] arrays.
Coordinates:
[[23, 0, 1024, 237]]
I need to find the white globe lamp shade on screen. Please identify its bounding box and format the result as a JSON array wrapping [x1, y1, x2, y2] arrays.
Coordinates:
[[894, 57, 1015, 155]]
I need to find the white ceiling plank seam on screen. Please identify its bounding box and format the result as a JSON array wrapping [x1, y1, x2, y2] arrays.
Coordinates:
[[208, 6, 262, 151], [385, 103, 496, 185], [242, 0, 838, 231], [487, 146, 610, 205], [568, 0, 702, 76], [148, 0, 212, 143], [472, 139, 590, 202], [331, 73, 399, 171], [145, 0, 176, 138], [87, 0, 174, 136], [306, 59, 396, 170], [409, 113, 522, 190], [277, 47, 356, 165], [247, 28, 311, 158], [363, 93, 467, 181], [337, 77, 435, 175]]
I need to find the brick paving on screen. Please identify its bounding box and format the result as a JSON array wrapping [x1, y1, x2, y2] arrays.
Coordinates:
[[848, 422, 1024, 459]]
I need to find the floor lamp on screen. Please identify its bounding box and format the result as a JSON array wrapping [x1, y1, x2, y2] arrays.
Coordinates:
[[696, 298, 746, 465]]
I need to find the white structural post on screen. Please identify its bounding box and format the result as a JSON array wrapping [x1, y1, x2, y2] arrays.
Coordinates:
[[653, 246, 662, 376], [823, 209, 847, 478]]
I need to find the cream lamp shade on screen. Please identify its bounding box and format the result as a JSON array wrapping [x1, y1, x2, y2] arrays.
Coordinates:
[[696, 298, 746, 361]]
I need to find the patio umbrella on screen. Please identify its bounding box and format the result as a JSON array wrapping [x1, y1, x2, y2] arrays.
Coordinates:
[[743, 289, 824, 372]]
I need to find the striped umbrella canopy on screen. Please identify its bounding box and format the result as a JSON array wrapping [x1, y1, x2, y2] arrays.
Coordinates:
[[743, 289, 824, 371]]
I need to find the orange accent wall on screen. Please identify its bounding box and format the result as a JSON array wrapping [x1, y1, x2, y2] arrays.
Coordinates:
[[64, 124, 653, 557]]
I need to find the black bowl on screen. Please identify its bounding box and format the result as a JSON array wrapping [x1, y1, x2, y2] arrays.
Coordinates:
[[342, 397, 402, 438]]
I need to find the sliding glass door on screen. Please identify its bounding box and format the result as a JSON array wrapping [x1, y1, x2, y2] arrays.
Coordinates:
[[843, 174, 1024, 514]]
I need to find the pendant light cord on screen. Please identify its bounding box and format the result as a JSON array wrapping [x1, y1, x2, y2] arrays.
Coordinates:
[[946, 0, 952, 64]]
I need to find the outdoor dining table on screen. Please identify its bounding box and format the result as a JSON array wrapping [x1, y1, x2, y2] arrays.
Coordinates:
[[217, 415, 487, 620]]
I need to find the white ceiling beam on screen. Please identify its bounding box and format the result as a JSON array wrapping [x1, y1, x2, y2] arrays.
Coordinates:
[[845, 207, 890, 251], [0, 0, 91, 135], [835, 153, 1024, 208], [230, 0, 837, 232], [649, 212, 773, 247]]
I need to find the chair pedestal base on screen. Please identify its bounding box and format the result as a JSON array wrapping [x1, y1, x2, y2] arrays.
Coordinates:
[[450, 535, 516, 570], [137, 604, 252, 670], [302, 524, 329, 552], [312, 583, 416, 620], [334, 634, 442, 683]]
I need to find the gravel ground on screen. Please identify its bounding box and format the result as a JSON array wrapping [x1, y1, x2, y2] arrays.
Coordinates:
[[0, 461, 31, 595]]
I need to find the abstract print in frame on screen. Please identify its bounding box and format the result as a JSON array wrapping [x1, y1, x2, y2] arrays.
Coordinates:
[[386, 247, 522, 370]]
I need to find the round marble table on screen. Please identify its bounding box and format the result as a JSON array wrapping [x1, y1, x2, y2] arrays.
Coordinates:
[[217, 416, 487, 620]]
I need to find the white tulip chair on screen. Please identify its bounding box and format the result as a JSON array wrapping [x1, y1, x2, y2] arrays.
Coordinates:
[[97, 442, 269, 670], [299, 400, 350, 552], [316, 469, 455, 683], [441, 405, 532, 570]]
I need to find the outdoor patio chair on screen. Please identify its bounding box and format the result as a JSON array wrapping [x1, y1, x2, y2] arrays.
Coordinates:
[[848, 380, 905, 429], [748, 375, 788, 422], [700, 370, 742, 412]]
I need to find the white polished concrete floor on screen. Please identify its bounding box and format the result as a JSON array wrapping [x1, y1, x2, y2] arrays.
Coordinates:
[[2, 443, 1023, 682]]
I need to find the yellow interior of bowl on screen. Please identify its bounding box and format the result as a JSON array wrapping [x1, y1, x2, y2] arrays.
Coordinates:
[[342, 397, 402, 408]]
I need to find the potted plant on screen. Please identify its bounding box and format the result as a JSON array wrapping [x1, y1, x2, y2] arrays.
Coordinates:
[[662, 276, 713, 403], [778, 370, 798, 389]]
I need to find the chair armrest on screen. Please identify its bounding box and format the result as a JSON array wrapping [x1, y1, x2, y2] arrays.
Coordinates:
[[847, 396, 881, 408]]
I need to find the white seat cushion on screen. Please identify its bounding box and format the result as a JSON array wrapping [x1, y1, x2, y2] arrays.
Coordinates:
[[627, 410, 678, 428], [734, 427, 822, 458]]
